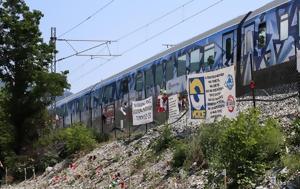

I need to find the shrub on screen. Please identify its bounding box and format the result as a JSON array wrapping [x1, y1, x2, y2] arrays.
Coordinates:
[[34, 150, 61, 172], [282, 153, 300, 174], [35, 123, 97, 158], [220, 109, 283, 187], [60, 123, 96, 155], [132, 153, 146, 172], [4, 154, 36, 181], [197, 119, 228, 168], [172, 141, 187, 168], [93, 130, 110, 143], [281, 118, 300, 177], [184, 135, 205, 169], [171, 135, 205, 170], [288, 118, 300, 148], [200, 109, 284, 188], [152, 126, 173, 154]]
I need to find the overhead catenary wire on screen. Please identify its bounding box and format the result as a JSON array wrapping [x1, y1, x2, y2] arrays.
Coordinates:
[[57, 41, 112, 62], [121, 0, 224, 55], [68, 47, 109, 74], [65, 40, 78, 53], [58, 0, 115, 38], [72, 0, 224, 81], [116, 0, 197, 41], [68, 0, 197, 77]]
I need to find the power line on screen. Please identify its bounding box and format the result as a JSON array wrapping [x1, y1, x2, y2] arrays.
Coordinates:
[[121, 0, 224, 55], [116, 0, 196, 41], [58, 0, 115, 38], [56, 41, 112, 62], [68, 0, 197, 76], [67, 45, 109, 74], [72, 0, 225, 81]]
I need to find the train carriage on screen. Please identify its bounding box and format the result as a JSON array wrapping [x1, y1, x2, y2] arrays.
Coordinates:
[[56, 0, 300, 135]]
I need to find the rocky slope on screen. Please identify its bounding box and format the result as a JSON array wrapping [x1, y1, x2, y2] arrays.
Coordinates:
[[2, 85, 299, 189]]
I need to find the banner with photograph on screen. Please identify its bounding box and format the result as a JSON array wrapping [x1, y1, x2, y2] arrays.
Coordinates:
[[132, 97, 153, 126], [187, 66, 236, 122]]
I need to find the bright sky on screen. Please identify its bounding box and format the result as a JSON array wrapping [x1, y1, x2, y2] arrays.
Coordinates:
[[25, 0, 272, 93]]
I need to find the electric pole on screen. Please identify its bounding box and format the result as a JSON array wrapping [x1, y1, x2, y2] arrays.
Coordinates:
[[50, 27, 57, 73]]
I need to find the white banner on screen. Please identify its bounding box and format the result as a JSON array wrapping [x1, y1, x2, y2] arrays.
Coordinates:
[[168, 94, 180, 123], [296, 44, 300, 72], [187, 65, 236, 123], [297, 51, 300, 72], [132, 97, 153, 126]]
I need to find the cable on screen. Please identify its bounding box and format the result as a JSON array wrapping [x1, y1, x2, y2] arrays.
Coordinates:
[[57, 41, 109, 62], [58, 0, 115, 38], [69, 58, 93, 73], [121, 0, 224, 55], [67, 0, 197, 77], [65, 40, 78, 53], [68, 47, 108, 74], [116, 0, 196, 41], [72, 0, 224, 81]]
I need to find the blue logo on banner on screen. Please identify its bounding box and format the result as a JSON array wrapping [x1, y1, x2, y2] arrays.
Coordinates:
[[225, 74, 234, 90]]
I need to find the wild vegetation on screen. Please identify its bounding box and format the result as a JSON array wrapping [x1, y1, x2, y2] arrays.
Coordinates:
[[169, 109, 300, 188], [151, 126, 174, 154]]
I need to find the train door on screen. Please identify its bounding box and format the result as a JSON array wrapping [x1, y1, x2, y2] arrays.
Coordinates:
[[135, 72, 144, 100], [101, 84, 116, 134], [242, 23, 255, 85], [92, 89, 102, 131], [222, 31, 234, 67], [154, 63, 166, 124], [118, 77, 130, 131], [120, 77, 130, 107], [144, 67, 155, 98]]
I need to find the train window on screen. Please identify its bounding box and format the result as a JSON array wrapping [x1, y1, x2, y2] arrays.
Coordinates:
[[98, 89, 103, 104], [120, 78, 129, 94], [102, 85, 113, 103], [155, 64, 163, 86], [225, 38, 232, 60], [280, 14, 289, 40], [165, 60, 174, 81], [177, 55, 186, 77], [204, 44, 215, 67], [190, 49, 200, 72], [258, 22, 266, 48], [135, 72, 143, 91], [299, 10, 300, 36], [145, 68, 154, 87]]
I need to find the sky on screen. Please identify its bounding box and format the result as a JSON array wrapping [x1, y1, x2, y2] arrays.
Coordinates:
[[25, 0, 273, 93]]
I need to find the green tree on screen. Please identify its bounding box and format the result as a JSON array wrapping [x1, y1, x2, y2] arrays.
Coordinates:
[[0, 0, 69, 154], [0, 91, 14, 160]]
